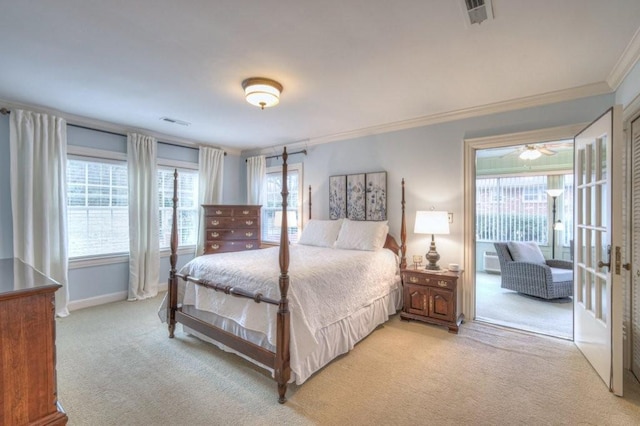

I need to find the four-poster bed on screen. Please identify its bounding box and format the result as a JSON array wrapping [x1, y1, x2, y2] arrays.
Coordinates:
[[165, 147, 407, 403]]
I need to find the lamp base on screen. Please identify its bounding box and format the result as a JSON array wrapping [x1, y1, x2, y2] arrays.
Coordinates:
[[425, 236, 441, 270]]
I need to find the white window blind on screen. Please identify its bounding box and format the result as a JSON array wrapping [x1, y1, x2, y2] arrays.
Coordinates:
[[158, 167, 199, 249], [262, 165, 302, 243], [67, 158, 129, 257]]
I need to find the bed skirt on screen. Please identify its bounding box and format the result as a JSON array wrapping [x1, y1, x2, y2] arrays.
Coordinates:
[[180, 281, 402, 385]]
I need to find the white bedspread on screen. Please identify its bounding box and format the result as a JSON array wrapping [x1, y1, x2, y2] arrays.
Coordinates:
[[174, 244, 400, 380]]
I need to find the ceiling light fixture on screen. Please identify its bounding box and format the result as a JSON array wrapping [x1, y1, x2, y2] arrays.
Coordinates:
[[519, 146, 542, 160], [242, 77, 283, 110]]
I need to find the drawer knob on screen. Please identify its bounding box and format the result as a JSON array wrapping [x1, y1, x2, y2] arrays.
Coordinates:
[[245, 220, 254, 225], [211, 232, 219, 238], [211, 220, 219, 226], [245, 231, 253, 237], [409, 276, 418, 283], [246, 243, 254, 249], [211, 244, 220, 250], [243, 210, 250, 215], [215, 210, 222, 215], [438, 280, 448, 287]]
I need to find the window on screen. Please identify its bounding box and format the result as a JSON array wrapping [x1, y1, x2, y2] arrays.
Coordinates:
[[476, 174, 574, 246], [67, 158, 129, 257], [262, 164, 302, 244], [158, 167, 199, 249]]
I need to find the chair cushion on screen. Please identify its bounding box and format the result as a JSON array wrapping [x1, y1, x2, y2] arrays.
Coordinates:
[[550, 267, 573, 283], [507, 241, 546, 264]]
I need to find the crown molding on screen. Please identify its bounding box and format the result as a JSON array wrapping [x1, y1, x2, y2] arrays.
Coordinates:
[[607, 26, 640, 91], [0, 98, 242, 156]]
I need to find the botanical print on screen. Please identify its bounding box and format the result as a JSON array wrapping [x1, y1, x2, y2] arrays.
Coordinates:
[[346, 174, 366, 220], [329, 175, 347, 219], [365, 172, 387, 220]]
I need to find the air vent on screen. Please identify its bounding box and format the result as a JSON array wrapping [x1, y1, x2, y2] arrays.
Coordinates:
[[461, 0, 493, 26], [160, 117, 191, 126]]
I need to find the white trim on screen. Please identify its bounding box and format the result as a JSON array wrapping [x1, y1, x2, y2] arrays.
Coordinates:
[[69, 253, 129, 269], [623, 91, 640, 122], [607, 26, 640, 91], [245, 83, 611, 157], [67, 145, 127, 162], [68, 290, 127, 311], [463, 123, 586, 322]]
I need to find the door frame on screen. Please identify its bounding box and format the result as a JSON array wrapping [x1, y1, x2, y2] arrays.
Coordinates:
[[463, 123, 587, 321]]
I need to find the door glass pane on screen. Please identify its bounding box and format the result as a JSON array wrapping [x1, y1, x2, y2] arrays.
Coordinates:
[[600, 136, 608, 180], [598, 274, 607, 322]]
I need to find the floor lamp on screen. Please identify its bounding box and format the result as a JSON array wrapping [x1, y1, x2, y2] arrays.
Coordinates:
[[547, 189, 563, 259]]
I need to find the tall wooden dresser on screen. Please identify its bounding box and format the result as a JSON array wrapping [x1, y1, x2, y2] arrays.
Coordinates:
[[202, 205, 262, 254], [0, 258, 68, 425]]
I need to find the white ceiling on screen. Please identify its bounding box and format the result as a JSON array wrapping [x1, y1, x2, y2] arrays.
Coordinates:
[[1, 1, 639, 152]]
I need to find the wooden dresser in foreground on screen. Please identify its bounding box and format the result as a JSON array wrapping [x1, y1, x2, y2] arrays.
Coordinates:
[[202, 205, 262, 254], [0, 258, 68, 425], [400, 268, 464, 334]]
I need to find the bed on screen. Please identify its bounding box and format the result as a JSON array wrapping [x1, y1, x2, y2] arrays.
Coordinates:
[[162, 148, 407, 403]]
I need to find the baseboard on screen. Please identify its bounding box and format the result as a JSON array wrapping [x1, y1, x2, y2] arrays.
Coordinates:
[[68, 282, 166, 311], [68, 291, 128, 311]]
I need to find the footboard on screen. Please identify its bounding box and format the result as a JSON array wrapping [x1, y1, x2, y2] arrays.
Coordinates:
[[167, 148, 292, 403]]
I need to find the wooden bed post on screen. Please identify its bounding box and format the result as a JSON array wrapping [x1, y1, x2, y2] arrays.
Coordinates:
[[167, 169, 179, 338], [400, 178, 407, 269], [276, 147, 291, 403]]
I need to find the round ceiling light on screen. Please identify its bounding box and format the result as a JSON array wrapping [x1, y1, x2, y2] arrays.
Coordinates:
[[242, 77, 283, 109]]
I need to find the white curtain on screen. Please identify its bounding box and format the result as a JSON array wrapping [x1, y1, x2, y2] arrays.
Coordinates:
[[246, 155, 266, 205], [196, 147, 224, 255], [9, 109, 70, 316], [127, 133, 159, 300]]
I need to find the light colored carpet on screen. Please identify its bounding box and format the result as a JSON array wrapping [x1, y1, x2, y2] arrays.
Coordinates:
[[56, 294, 640, 425], [476, 272, 573, 338]]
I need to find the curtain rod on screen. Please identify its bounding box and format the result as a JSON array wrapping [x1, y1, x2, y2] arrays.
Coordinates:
[[0, 107, 225, 155], [245, 149, 307, 162]]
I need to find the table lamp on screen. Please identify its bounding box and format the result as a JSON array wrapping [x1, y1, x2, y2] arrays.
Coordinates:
[[414, 210, 450, 270]]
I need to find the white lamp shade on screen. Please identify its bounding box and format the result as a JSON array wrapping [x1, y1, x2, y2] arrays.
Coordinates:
[[554, 221, 565, 231], [274, 210, 298, 228], [414, 211, 450, 235], [242, 78, 283, 109], [546, 189, 563, 197]]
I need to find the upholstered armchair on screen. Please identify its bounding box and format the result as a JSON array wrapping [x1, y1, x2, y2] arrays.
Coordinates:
[[493, 242, 573, 300]]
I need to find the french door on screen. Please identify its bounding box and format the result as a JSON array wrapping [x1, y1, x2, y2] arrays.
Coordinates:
[[573, 106, 624, 395]]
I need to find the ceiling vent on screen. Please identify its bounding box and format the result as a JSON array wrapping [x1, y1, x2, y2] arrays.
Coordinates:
[[461, 0, 493, 26], [160, 117, 191, 126]]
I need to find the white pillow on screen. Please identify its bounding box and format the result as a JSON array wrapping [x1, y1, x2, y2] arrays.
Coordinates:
[[507, 241, 546, 264], [335, 219, 388, 251], [297, 219, 343, 247]]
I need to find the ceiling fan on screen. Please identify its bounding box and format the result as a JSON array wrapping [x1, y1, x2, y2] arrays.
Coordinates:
[[502, 142, 572, 160]]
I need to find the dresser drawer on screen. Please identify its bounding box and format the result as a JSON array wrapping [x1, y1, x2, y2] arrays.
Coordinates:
[[206, 228, 259, 241], [206, 217, 260, 229], [204, 240, 260, 253], [204, 206, 261, 218], [402, 272, 455, 289]]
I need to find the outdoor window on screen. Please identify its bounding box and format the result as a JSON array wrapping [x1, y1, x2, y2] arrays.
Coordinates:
[[158, 167, 199, 249], [262, 164, 302, 244], [67, 158, 129, 257], [476, 174, 574, 246]]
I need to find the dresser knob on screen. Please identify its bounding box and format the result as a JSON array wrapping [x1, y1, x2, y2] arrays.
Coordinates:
[[211, 232, 219, 238], [243, 210, 250, 215], [246, 244, 254, 249], [215, 210, 222, 215], [245, 220, 254, 225], [211, 220, 219, 226], [409, 276, 418, 283], [211, 244, 220, 250], [438, 280, 448, 287], [245, 231, 253, 237]]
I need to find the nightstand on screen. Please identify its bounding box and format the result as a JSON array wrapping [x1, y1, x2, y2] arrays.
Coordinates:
[[400, 268, 464, 333]]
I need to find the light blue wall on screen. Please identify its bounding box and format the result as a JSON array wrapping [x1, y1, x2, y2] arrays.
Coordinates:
[[263, 94, 616, 267], [616, 60, 640, 108], [0, 114, 12, 259]]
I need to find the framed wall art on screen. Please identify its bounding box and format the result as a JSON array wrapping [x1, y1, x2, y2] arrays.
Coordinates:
[[365, 171, 387, 220], [346, 173, 366, 220], [329, 175, 347, 219]]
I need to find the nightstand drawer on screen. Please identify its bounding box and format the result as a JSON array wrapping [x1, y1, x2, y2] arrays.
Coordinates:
[[402, 272, 454, 289]]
